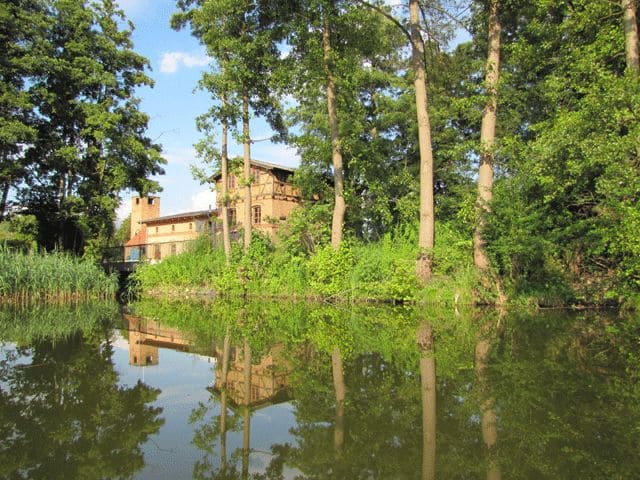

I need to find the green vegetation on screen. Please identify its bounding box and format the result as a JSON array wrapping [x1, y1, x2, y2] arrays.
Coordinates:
[[1, 0, 164, 255], [0, 301, 119, 344], [132, 224, 480, 304], [2, 1, 639, 306], [0, 249, 117, 303]]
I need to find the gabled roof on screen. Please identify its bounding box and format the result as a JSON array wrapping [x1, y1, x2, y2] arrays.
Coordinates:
[[141, 209, 216, 225], [124, 228, 147, 247], [212, 159, 296, 181]]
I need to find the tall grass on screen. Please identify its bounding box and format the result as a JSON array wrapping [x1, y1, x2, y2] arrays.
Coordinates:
[[0, 248, 118, 303]]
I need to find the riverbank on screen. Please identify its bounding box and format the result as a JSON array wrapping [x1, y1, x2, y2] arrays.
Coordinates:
[[0, 249, 118, 303], [130, 228, 636, 309]]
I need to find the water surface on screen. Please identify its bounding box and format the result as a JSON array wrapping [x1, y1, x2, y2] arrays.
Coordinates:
[[0, 300, 638, 479]]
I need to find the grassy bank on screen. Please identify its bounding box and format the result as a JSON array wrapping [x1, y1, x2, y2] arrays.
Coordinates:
[[131, 220, 635, 307], [131, 223, 501, 306], [0, 249, 118, 303]]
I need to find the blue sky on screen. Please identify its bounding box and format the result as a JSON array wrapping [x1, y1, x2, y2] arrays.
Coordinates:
[[115, 0, 300, 221]]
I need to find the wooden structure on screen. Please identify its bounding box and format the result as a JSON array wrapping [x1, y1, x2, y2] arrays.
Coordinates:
[[215, 160, 301, 237]]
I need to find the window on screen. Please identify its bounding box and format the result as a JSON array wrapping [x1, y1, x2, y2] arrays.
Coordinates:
[[228, 175, 235, 190], [154, 244, 161, 260], [171, 224, 175, 232], [148, 198, 155, 205], [228, 208, 236, 225], [155, 226, 158, 233], [252, 205, 261, 224], [189, 223, 193, 230], [136, 198, 140, 205]]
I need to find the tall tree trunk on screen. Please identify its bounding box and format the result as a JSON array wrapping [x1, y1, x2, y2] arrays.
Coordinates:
[[417, 323, 436, 480], [221, 94, 232, 263], [332, 346, 346, 453], [242, 89, 252, 252], [475, 322, 501, 480], [623, 0, 640, 73], [0, 180, 10, 218], [242, 337, 252, 478], [474, 0, 505, 303], [322, 5, 346, 249], [410, 0, 435, 283]]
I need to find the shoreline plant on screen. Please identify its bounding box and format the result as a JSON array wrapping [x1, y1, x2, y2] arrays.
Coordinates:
[[0, 248, 118, 303]]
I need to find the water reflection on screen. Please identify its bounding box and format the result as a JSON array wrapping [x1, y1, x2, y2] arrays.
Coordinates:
[[1, 301, 638, 479], [0, 305, 164, 479], [474, 316, 502, 480]]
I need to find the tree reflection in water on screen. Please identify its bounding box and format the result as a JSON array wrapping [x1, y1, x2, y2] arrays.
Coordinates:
[[0, 334, 164, 479]]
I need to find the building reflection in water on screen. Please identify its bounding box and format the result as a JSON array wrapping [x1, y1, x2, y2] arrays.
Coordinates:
[[124, 314, 195, 367], [211, 341, 290, 408]]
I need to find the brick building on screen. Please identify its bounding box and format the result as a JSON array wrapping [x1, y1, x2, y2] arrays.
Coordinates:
[[123, 160, 301, 261]]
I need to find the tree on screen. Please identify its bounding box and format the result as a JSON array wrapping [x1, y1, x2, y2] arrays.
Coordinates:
[[9, 0, 165, 253], [0, 0, 44, 217], [173, 0, 285, 253], [473, 0, 503, 300]]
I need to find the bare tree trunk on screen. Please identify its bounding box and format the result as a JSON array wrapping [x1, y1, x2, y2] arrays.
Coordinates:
[[417, 323, 436, 480], [410, 0, 435, 283], [242, 89, 252, 252], [474, 0, 506, 304], [475, 322, 501, 480], [322, 6, 346, 249], [221, 94, 232, 263], [332, 346, 346, 453], [0, 181, 10, 218], [623, 0, 640, 73]]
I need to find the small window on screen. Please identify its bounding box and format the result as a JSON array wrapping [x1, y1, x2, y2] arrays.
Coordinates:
[[228, 208, 236, 225], [189, 223, 193, 230], [228, 175, 235, 190], [171, 224, 175, 232], [148, 198, 155, 205], [136, 198, 140, 205], [252, 205, 261, 224], [155, 226, 158, 233]]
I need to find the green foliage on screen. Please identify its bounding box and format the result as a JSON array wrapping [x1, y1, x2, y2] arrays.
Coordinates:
[[0, 214, 38, 251], [2, 0, 165, 254]]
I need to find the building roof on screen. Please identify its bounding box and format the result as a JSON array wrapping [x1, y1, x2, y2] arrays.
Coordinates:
[[212, 159, 296, 181], [141, 209, 216, 225], [124, 228, 147, 247]]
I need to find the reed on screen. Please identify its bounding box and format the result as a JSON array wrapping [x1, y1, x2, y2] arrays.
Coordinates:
[[0, 301, 120, 344], [0, 248, 118, 303]]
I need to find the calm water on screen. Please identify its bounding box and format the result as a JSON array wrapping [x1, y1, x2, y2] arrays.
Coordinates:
[[0, 300, 638, 479]]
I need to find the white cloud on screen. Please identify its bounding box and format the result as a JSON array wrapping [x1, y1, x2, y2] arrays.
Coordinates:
[[190, 189, 217, 211], [160, 51, 209, 74]]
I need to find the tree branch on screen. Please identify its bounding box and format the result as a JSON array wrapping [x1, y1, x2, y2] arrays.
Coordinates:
[[354, 0, 412, 43]]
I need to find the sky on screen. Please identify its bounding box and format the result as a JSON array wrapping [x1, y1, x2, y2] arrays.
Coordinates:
[[114, 0, 300, 221]]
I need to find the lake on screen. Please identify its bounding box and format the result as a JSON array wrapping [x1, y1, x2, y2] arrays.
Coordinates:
[[0, 299, 638, 479]]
